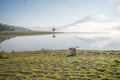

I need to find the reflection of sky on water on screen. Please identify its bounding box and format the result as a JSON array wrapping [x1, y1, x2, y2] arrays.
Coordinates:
[[0, 33, 120, 52], [72, 33, 120, 50]]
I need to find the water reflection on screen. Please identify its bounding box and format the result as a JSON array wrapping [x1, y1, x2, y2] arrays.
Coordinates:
[[0, 33, 120, 52], [0, 36, 13, 50], [0, 36, 13, 44], [72, 33, 120, 50], [52, 34, 56, 38], [74, 36, 110, 44]]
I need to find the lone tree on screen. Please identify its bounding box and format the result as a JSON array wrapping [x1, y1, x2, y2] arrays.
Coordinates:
[[52, 28, 56, 32]]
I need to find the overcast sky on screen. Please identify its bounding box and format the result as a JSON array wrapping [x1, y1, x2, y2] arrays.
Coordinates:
[[0, 0, 120, 27]]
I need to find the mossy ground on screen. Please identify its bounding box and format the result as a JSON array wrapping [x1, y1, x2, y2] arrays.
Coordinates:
[[0, 50, 120, 80]]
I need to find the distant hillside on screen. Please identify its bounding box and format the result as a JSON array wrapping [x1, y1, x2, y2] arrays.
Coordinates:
[[0, 23, 30, 31]]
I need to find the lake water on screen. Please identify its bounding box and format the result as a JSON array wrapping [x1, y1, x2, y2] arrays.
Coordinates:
[[0, 33, 120, 52]]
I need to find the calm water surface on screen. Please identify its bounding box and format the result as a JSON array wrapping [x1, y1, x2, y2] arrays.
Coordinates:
[[0, 33, 120, 52]]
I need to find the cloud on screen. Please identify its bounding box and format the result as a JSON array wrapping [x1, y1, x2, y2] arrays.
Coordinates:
[[107, 0, 120, 16], [118, 4, 120, 13], [61, 22, 119, 32], [106, 0, 120, 5]]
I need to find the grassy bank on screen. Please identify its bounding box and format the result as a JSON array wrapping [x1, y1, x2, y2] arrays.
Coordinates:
[[0, 50, 120, 80], [0, 31, 58, 36]]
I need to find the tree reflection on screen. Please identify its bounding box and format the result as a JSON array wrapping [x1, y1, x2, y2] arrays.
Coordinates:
[[52, 34, 56, 38]]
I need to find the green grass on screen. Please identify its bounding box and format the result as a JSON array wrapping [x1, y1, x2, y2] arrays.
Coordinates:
[[0, 50, 120, 80]]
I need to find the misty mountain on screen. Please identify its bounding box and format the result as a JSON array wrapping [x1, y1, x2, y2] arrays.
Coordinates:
[[0, 23, 30, 31], [60, 14, 120, 33], [61, 15, 113, 28]]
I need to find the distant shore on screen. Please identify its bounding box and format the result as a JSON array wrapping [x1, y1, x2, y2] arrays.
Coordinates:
[[0, 30, 60, 43], [0, 30, 60, 36]]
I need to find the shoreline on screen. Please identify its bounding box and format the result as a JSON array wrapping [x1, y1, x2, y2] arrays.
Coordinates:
[[2, 49, 120, 54], [0, 31, 61, 43]]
